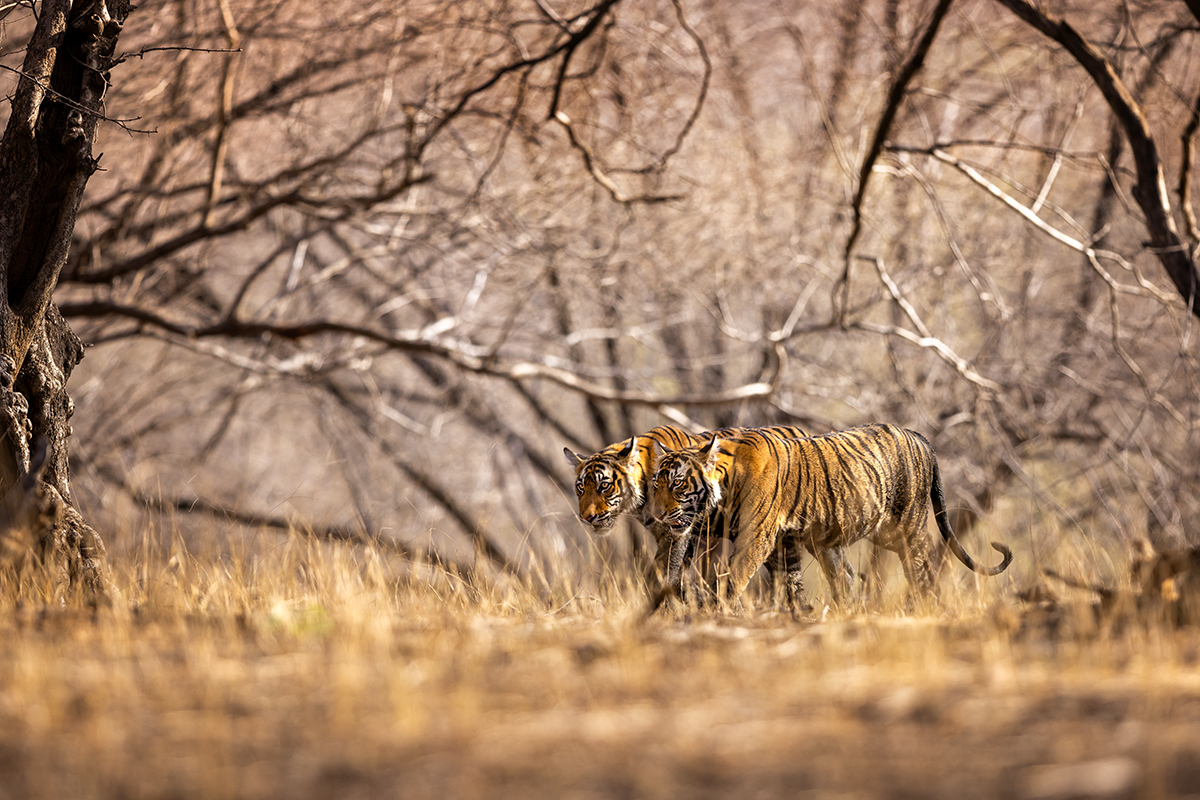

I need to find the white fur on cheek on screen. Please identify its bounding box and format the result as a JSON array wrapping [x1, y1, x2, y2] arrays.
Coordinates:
[[706, 473, 722, 508], [627, 475, 643, 508]]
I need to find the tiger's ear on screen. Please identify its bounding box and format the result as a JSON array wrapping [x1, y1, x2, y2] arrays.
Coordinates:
[[625, 438, 648, 476], [616, 436, 636, 461], [646, 439, 662, 468], [701, 435, 721, 469], [564, 447, 585, 467]]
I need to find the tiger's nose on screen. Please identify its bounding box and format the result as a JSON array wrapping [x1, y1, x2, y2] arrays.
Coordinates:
[[581, 513, 598, 524]]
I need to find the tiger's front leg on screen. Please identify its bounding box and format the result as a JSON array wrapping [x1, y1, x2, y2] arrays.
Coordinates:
[[648, 527, 695, 612], [645, 533, 674, 594]]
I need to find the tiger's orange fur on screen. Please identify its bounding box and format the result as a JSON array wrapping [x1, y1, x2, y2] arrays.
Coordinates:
[[648, 423, 1012, 606]]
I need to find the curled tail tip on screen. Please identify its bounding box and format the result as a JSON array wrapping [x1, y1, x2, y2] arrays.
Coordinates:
[[989, 541, 1014, 574]]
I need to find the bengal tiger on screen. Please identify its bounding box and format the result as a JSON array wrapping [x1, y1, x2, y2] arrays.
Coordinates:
[[647, 423, 1013, 608], [565, 424, 853, 607]]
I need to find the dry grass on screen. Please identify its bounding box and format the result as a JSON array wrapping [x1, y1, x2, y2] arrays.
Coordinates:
[[2, 533, 1200, 800]]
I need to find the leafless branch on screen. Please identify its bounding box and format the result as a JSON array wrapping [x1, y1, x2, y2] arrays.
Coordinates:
[[1179, 84, 1200, 245], [429, 0, 621, 149], [114, 45, 241, 65], [860, 255, 931, 338], [202, 0, 242, 227], [58, 301, 788, 410], [610, 0, 712, 175], [848, 256, 1001, 394], [552, 111, 687, 204], [135, 490, 431, 561], [994, 0, 1200, 318], [777, 9, 854, 182], [891, 159, 1012, 320], [531, 0, 571, 31], [839, 0, 955, 324], [904, 145, 1200, 418], [1031, 94, 1085, 215], [921, 145, 1178, 306], [319, 377, 518, 574], [82, 441, 433, 560]]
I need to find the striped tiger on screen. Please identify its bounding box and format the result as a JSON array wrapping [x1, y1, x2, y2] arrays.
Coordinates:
[[565, 424, 851, 607], [647, 423, 1013, 607]]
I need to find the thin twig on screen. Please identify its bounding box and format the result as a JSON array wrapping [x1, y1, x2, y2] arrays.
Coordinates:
[[894, 159, 1012, 319], [114, 44, 240, 64], [609, 0, 711, 175], [552, 111, 686, 204], [1031, 93, 1085, 215]]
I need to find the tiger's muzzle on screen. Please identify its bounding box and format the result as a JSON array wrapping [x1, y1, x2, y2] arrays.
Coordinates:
[[580, 512, 616, 533]]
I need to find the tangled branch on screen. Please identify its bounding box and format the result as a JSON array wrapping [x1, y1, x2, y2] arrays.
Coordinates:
[[58, 300, 788, 410], [994, 0, 1200, 319]]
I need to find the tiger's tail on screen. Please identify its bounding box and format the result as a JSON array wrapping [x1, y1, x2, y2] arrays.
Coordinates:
[[930, 455, 1013, 576]]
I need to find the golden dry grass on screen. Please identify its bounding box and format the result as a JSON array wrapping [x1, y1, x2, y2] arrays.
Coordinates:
[[2, 533, 1200, 800]]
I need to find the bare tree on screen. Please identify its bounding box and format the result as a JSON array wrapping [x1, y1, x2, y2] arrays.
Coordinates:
[[1, 0, 132, 598]]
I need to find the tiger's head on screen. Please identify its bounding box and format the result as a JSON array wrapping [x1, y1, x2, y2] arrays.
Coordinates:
[[564, 437, 642, 534], [648, 436, 724, 536]]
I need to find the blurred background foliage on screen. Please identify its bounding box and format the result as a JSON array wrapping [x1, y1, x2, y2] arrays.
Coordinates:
[[7, 0, 1197, 586]]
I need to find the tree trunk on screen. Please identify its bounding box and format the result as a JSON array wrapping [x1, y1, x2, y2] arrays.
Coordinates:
[[0, 0, 132, 601]]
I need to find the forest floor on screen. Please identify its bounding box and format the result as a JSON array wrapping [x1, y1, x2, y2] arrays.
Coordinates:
[[2, 536, 1199, 800]]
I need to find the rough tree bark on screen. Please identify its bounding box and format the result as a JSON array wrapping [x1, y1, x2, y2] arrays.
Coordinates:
[[0, 0, 132, 599]]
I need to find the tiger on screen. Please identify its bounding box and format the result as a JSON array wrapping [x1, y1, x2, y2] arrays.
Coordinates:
[[647, 423, 1013, 608], [565, 424, 853, 608]]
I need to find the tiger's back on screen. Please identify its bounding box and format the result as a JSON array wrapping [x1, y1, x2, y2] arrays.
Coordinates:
[[650, 423, 1012, 602], [723, 424, 933, 556]]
